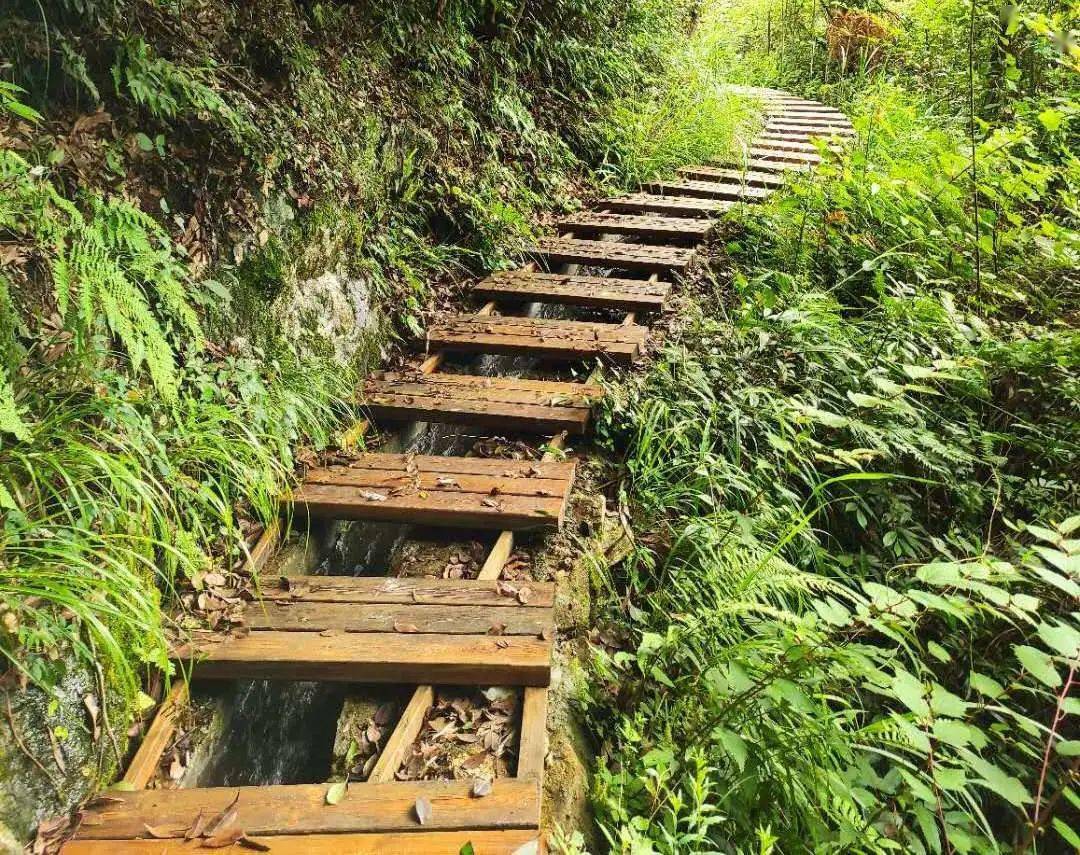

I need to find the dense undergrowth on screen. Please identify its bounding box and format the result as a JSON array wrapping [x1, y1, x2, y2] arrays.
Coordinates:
[[0, 0, 741, 838], [593, 1, 1078, 852]]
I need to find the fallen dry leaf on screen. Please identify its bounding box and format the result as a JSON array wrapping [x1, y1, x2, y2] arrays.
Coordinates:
[[394, 621, 420, 634], [202, 828, 245, 849], [204, 792, 240, 837], [185, 809, 208, 840], [471, 778, 492, 798], [414, 795, 433, 825]]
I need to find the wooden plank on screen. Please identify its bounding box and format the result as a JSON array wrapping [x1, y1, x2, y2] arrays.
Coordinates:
[[755, 136, 840, 153], [368, 371, 603, 402], [64, 830, 543, 855], [750, 147, 824, 164], [556, 211, 711, 240], [677, 165, 786, 188], [291, 453, 575, 530], [244, 601, 553, 636], [474, 270, 671, 312], [533, 237, 694, 273], [302, 466, 572, 498], [645, 179, 772, 202], [368, 685, 434, 783], [426, 316, 646, 364], [766, 117, 853, 130], [311, 454, 574, 478], [604, 193, 732, 217], [361, 372, 600, 434], [120, 682, 187, 789], [72, 779, 540, 839], [364, 392, 591, 435], [257, 576, 555, 608], [291, 485, 568, 531], [175, 631, 552, 685], [517, 686, 548, 780], [767, 121, 854, 135], [743, 158, 812, 173]]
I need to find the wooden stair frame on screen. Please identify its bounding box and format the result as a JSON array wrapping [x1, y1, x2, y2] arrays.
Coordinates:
[[73, 91, 847, 855]]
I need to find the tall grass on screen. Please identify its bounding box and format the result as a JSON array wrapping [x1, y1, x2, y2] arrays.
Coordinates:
[[592, 72, 1078, 855], [598, 5, 763, 188]]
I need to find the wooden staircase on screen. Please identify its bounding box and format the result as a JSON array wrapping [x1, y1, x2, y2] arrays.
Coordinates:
[[68, 88, 851, 855]]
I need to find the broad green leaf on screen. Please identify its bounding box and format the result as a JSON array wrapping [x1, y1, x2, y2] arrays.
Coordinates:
[[892, 670, 930, 718], [934, 766, 967, 791], [927, 641, 950, 663], [1038, 108, 1064, 131], [930, 684, 968, 717], [1056, 740, 1080, 757], [1037, 621, 1080, 659], [1052, 818, 1080, 850], [1015, 644, 1062, 688], [969, 756, 1031, 806], [932, 718, 974, 748], [715, 727, 748, 771], [968, 670, 1005, 698]]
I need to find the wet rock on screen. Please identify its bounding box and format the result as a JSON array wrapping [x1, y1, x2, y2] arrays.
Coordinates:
[[0, 666, 131, 849], [277, 268, 383, 366]]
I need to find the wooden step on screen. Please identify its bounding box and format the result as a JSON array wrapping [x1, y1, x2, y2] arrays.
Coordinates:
[[291, 453, 577, 531], [756, 135, 841, 153], [533, 236, 694, 273], [69, 779, 540, 843], [66, 831, 542, 855], [761, 126, 853, 140], [604, 193, 732, 217], [557, 211, 711, 240], [173, 576, 556, 685], [361, 370, 601, 434], [750, 147, 824, 164], [678, 165, 786, 188], [426, 314, 647, 364], [475, 269, 672, 312], [743, 158, 812, 173], [768, 107, 847, 118], [766, 117, 853, 130], [646, 179, 772, 202]]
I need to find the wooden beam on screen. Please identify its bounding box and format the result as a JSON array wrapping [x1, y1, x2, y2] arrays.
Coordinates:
[[175, 631, 552, 686], [63, 830, 543, 854], [72, 779, 541, 839], [367, 685, 434, 783], [120, 682, 187, 789], [517, 687, 548, 780]]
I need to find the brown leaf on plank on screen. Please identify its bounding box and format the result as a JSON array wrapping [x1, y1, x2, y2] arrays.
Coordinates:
[[239, 835, 272, 852], [185, 809, 208, 840], [487, 622, 507, 635], [202, 828, 245, 848], [414, 795, 433, 825], [394, 621, 420, 634], [143, 824, 179, 839], [204, 791, 240, 837]]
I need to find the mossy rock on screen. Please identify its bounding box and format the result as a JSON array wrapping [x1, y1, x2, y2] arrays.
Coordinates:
[[0, 664, 131, 848]]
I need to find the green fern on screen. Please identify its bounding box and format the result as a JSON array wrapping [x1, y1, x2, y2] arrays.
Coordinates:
[[0, 150, 202, 400]]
